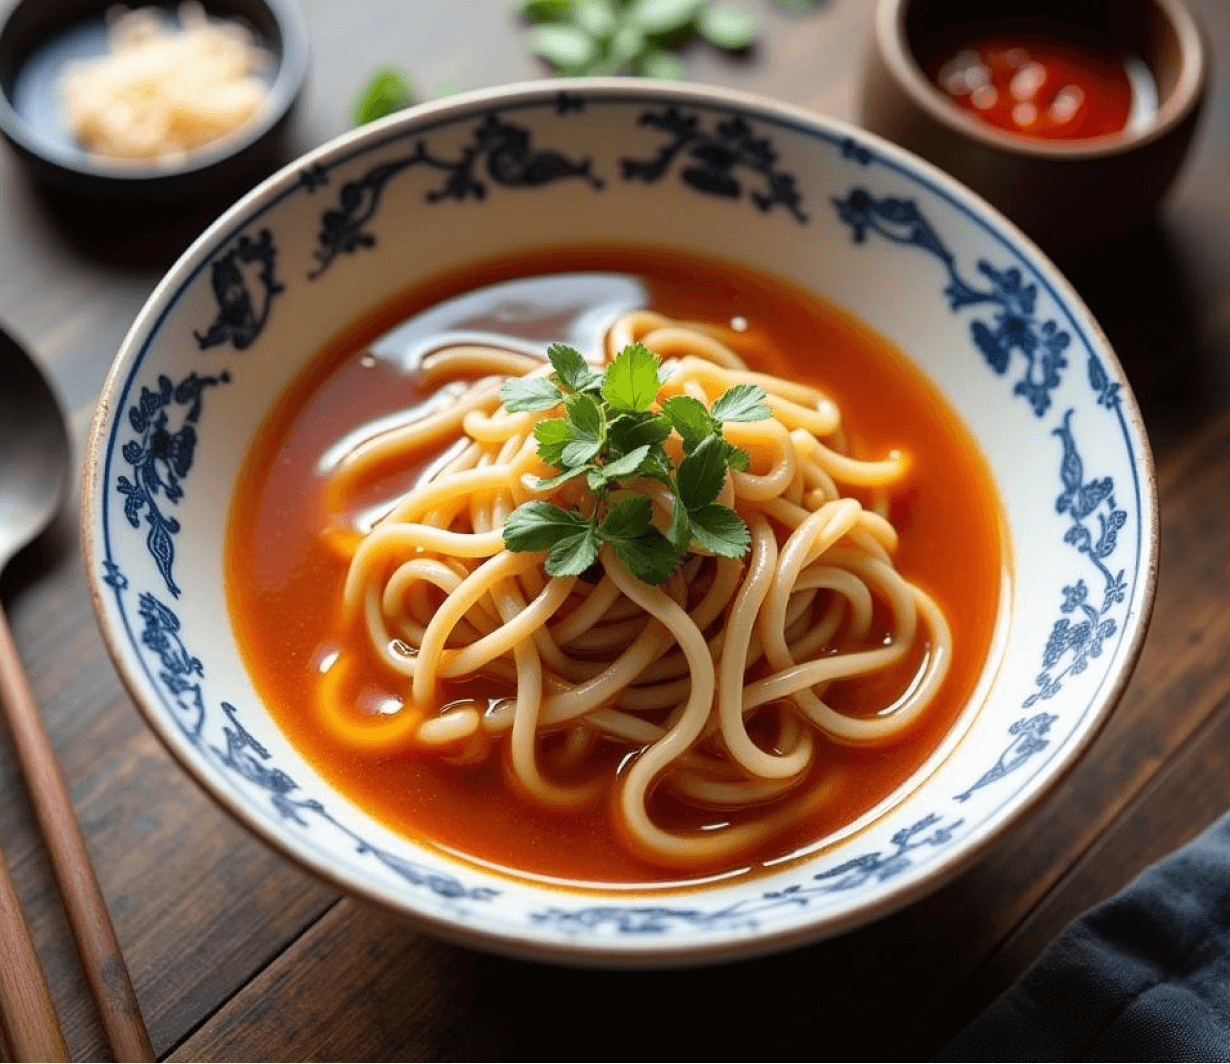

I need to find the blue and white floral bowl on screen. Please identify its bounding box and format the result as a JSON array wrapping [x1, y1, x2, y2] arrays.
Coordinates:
[[83, 79, 1157, 965]]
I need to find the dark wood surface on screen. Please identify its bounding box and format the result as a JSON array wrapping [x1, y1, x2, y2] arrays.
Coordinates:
[[0, 0, 1228, 1059]]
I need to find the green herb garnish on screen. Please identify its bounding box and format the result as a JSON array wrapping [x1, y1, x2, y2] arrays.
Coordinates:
[[517, 0, 759, 78], [501, 343, 770, 584]]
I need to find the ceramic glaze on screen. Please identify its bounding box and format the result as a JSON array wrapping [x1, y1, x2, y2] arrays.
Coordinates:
[[82, 80, 1156, 964]]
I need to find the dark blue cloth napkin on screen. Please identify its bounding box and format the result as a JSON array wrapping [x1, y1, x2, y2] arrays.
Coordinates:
[[937, 810, 1230, 1061]]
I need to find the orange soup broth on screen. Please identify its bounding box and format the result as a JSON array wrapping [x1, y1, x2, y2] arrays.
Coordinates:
[[226, 247, 1006, 886]]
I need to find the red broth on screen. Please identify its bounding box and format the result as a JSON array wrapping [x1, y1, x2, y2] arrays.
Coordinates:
[[225, 248, 1006, 886], [929, 33, 1138, 140]]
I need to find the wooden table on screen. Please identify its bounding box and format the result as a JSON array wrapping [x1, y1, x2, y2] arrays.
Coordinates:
[[1, 0, 1228, 1058]]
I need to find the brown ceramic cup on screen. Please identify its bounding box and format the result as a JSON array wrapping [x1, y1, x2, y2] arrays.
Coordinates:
[[860, 0, 1208, 253]]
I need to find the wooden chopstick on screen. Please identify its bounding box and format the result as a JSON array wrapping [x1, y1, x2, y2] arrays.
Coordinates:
[[0, 836, 68, 1061], [0, 610, 153, 1062]]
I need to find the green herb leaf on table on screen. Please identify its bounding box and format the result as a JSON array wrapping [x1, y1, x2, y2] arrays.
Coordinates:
[[518, 0, 577, 17], [517, 0, 759, 78], [531, 22, 600, 71], [636, 49, 686, 79], [574, 0, 620, 38], [353, 66, 417, 126], [698, 1, 757, 50], [626, 0, 705, 35], [611, 25, 649, 66]]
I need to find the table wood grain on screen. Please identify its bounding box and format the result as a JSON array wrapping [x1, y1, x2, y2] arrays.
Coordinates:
[[0, 0, 1227, 1058]]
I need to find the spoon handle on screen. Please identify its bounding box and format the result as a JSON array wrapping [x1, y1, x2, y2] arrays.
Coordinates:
[[0, 835, 68, 1061], [0, 606, 153, 1062]]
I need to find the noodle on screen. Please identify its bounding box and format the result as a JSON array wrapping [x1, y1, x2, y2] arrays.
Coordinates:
[[319, 313, 953, 871]]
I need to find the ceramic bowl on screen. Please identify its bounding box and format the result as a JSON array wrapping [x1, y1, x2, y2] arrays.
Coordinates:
[[83, 79, 1157, 966], [861, 0, 1208, 253], [0, 0, 308, 202]]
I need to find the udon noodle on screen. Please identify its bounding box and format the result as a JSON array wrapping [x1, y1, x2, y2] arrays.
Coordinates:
[[318, 311, 951, 871]]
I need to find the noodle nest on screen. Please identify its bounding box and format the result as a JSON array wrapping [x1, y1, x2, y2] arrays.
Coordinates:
[[322, 312, 953, 870]]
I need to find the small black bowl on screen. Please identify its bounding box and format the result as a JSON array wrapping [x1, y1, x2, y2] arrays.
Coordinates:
[[0, 0, 308, 203]]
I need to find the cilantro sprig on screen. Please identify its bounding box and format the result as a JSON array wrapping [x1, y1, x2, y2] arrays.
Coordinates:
[[501, 343, 770, 584]]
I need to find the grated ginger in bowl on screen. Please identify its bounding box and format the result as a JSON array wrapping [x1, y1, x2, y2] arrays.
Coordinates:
[[60, 2, 272, 163]]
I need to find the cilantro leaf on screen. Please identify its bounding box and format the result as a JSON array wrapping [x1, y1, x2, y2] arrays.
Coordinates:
[[677, 435, 728, 511], [564, 392, 604, 440], [533, 418, 573, 467], [612, 529, 679, 585], [546, 525, 601, 576], [503, 341, 760, 578], [562, 438, 603, 466], [547, 343, 602, 392], [607, 412, 672, 455], [502, 377, 563, 413], [711, 383, 771, 423], [688, 504, 750, 557], [503, 502, 588, 551], [603, 342, 660, 412], [600, 444, 651, 482], [638, 447, 675, 484], [559, 392, 604, 466], [725, 444, 751, 472], [666, 499, 691, 554], [535, 467, 588, 491], [600, 495, 654, 542], [661, 395, 715, 452]]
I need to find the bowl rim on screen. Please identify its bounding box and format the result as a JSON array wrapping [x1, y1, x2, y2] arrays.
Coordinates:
[[81, 76, 1160, 966], [873, 0, 1208, 160], [0, 0, 310, 185]]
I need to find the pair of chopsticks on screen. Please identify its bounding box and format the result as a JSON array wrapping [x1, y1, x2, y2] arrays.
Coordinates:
[[0, 612, 152, 1062]]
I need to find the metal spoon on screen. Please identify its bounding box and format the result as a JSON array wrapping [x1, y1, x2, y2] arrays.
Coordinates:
[[0, 326, 152, 1061]]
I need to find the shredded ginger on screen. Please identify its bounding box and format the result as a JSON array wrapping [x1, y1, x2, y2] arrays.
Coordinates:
[[60, 2, 272, 163]]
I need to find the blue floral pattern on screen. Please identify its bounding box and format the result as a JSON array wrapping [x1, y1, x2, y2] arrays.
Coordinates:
[[1024, 410, 1128, 706], [194, 230, 284, 351], [129, 583, 498, 902], [956, 714, 1058, 802], [116, 371, 229, 597], [533, 816, 962, 934], [834, 189, 1071, 416], [621, 107, 807, 222], [308, 113, 602, 278]]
